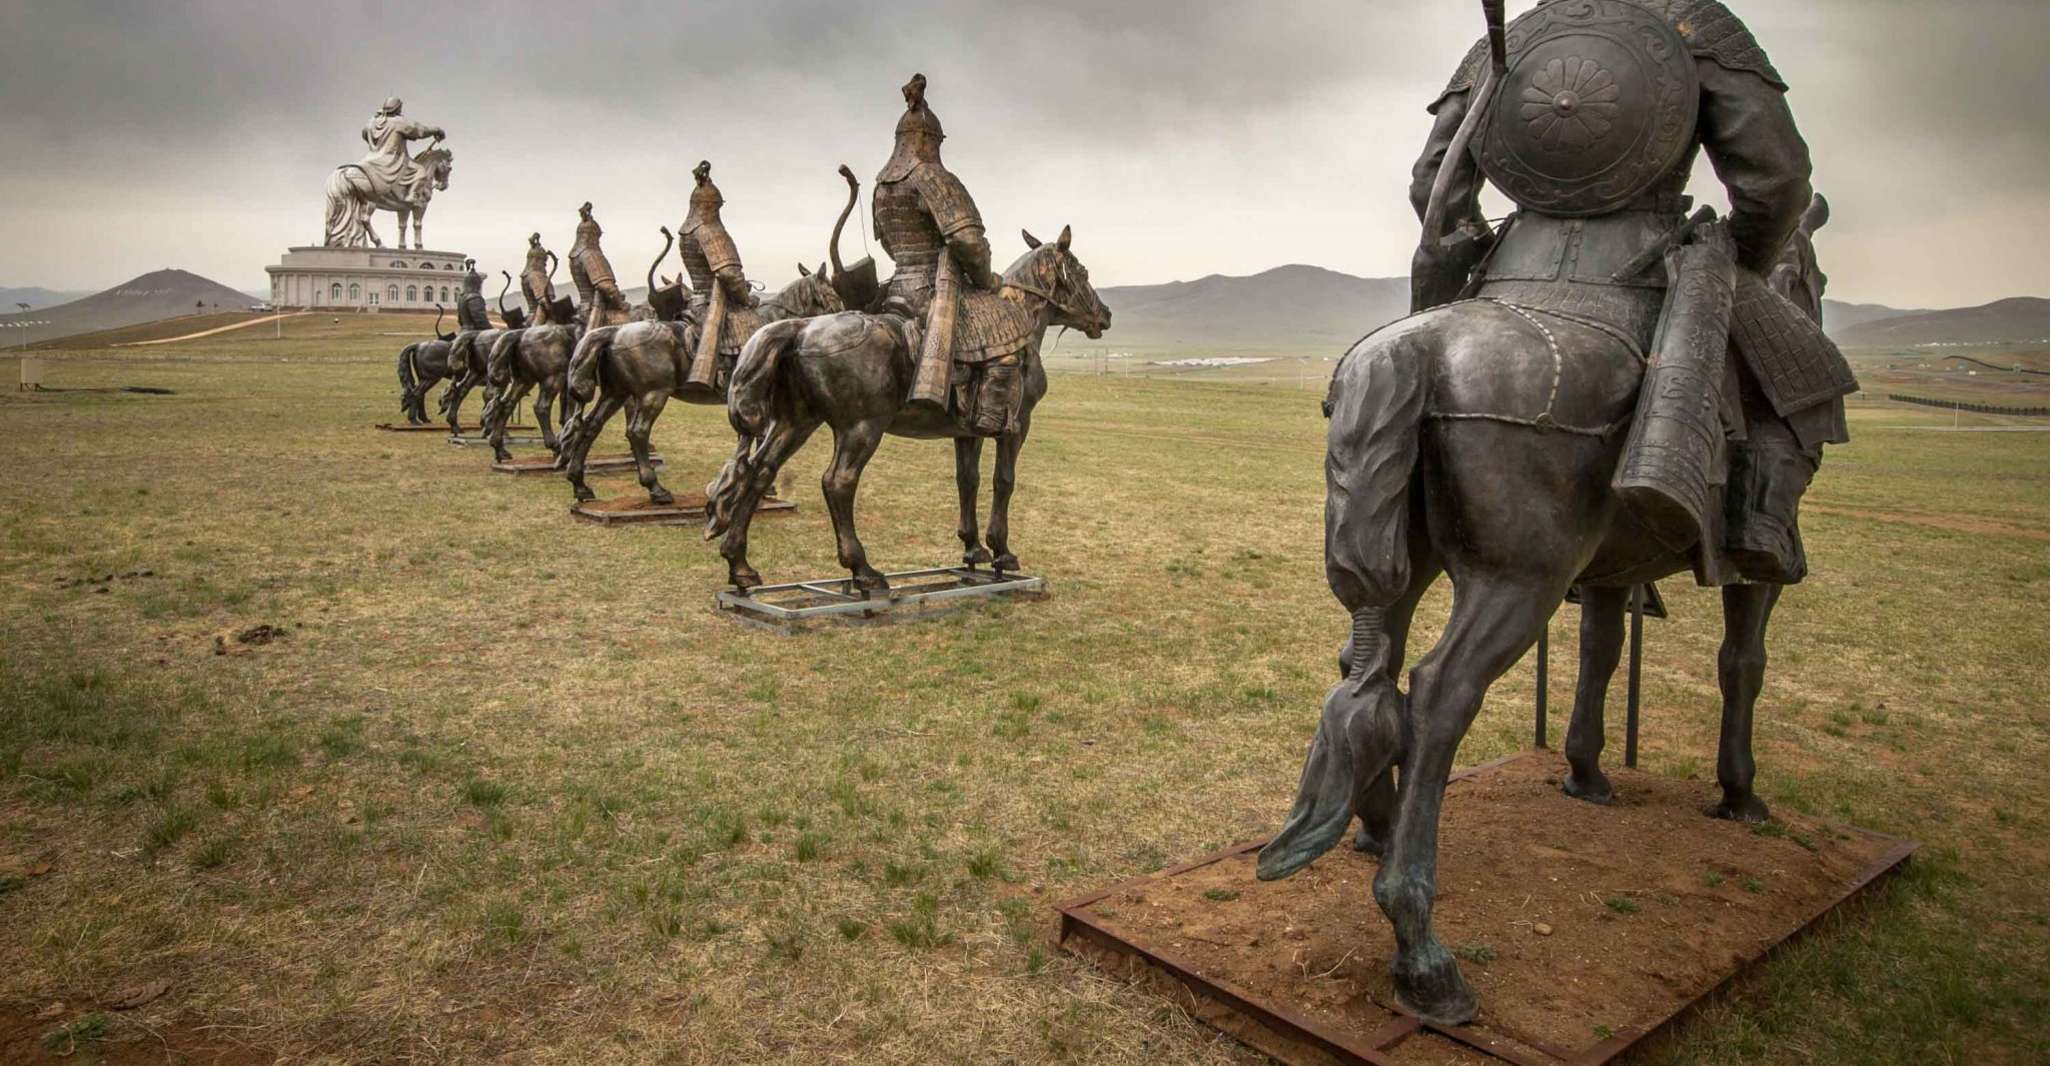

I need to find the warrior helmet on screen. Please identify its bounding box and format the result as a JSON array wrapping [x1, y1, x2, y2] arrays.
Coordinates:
[[880, 74, 944, 182], [380, 96, 403, 116], [528, 232, 542, 247], [685, 161, 725, 231]]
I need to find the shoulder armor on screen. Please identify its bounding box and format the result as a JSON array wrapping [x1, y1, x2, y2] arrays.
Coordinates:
[[1427, 0, 1784, 113], [1663, 0, 1785, 89], [1429, 36, 1491, 114], [912, 165, 984, 238]]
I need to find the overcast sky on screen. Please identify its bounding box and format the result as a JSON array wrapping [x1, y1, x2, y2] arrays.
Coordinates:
[[1, 0, 2044, 308]]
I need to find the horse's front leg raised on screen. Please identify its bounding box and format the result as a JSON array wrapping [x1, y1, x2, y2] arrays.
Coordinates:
[[954, 437, 990, 567], [823, 419, 889, 591], [1712, 583, 1781, 823], [1376, 574, 1558, 1025], [1562, 585, 1629, 804], [985, 417, 1029, 572]]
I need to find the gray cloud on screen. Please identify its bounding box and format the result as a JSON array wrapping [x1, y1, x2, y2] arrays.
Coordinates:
[[1, 0, 2044, 308]]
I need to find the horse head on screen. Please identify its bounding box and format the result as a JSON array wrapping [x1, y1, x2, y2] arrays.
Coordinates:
[[1008, 226, 1110, 339], [414, 146, 453, 193], [772, 262, 846, 317]]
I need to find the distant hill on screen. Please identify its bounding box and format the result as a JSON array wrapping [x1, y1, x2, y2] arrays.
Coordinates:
[[0, 269, 258, 343], [1098, 264, 1410, 354], [0, 286, 95, 310], [1835, 297, 2050, 348], [1822, 300, 1920, 336]]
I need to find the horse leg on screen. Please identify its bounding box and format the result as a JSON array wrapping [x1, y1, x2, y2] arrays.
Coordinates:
[[1562, 586, 1630, 804], [1375, 573, 1560, 1025], [492, 381, 530, 463], [720, 419, 819, 590], [627, 392, 673, 506], [822, 419, 890, 590], [1352, 537, 1443, 857], [1711, 583, 1781, 823], [986, 418, 1028, 572], [955, 438, 991, 567], [565, 392, 623, 502], [534, 380, 559, 454]]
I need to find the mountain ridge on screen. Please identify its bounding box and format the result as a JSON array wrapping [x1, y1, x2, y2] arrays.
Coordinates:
[[1, 269, 258, 342]]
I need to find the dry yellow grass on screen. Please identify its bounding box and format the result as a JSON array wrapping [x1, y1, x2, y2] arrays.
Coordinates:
[[0, 324, 2046, 1063]]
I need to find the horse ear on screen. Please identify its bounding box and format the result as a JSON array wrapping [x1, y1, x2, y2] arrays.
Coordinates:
[[1057, 225, 1072, 251], [797, 262, 811, 277], [817, 262, 829, 280], [1021, 229, 1042, 250]]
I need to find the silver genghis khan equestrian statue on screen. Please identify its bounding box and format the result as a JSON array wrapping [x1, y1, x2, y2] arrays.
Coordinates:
[[322, 97, 452, 250], [1258, 0, 1854, 1028]]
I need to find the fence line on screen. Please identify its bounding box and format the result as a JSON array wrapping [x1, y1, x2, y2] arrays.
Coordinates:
[[1887, 393, 2050, 417]]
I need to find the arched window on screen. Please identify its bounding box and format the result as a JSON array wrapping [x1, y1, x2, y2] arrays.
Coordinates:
[[348, 283, 360, 301], [390, 260, 408, 269], [440, 287, 451, 302], [387, 284, 400, 303], [446, 263, 457, 271], [406, 286, 418, 302]]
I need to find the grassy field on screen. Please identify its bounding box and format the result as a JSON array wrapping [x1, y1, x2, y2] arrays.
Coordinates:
[[1, 321, 2047, 1063]]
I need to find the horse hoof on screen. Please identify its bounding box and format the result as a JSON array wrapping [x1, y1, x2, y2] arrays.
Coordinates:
[[649, 488, 675, 507], [1392, 943, 1478, 1027], [992, 552, 1020, 573], [573, 486, 596, 503], [730, 565, 764, 592], [853, 570, 890, 594], [963, 547, 993, 567], [1561, 771, 1614, 806], [1708, 794, 1771, 824], [1350, 824, 1386, 858]]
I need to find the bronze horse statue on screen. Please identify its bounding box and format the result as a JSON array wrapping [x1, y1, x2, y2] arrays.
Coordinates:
[[557, 259, 845, 505], [395, 306, 457, 425], [706, 226, 1109, 591], [324, 144, 452, 251], [442, 273, 528, 435], [478, 293, 580, 461]]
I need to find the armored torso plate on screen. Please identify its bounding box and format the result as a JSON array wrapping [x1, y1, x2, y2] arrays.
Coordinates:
[[1478, 0, 1700, 217], [874, 170, 946, 282], [680, 223, 742, 293]]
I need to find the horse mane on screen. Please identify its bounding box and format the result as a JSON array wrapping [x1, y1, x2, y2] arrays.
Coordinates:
[[999, 245, 1053, 304], [414, 145, 452, 168]]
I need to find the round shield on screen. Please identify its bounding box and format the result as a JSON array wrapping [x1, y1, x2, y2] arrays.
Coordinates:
[[1477, 1, 1699, 217]]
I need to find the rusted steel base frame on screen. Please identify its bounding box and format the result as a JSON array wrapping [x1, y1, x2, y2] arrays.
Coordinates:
[[491, 455, 659, 476], [569, 497, 795, 526], [1055, 753, 1919, 1066]]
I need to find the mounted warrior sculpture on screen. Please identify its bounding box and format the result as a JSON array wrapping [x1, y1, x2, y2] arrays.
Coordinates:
[[441, 260, 513, 435], [395, 306, 458, 425], [705, 75, 1111, 592], [557, 163, 846, 505], [481, 222, 587, 460], [1255, 0, 1856, 1026], [323, 97, 451, 250]]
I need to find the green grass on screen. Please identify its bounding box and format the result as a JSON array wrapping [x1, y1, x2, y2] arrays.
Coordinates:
[[0, 333, 2046, 1062]]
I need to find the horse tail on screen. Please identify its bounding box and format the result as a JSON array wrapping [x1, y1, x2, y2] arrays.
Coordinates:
[[434, 304, 454, 342], [485, 329, 519, 388], [397, 342, 421, 416], [566, 326, 609, 406], [322, 169, 352, 246], [728, 319, 804, 438], [1257, 324, 1429, 883]]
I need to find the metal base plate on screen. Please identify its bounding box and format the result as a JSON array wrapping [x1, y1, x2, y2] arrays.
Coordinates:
[[1056, 753, 1916, 1066], [715, 566, 1046, 632], [570, 493, 795, 527], [491, 454, 659, 476], [377, 422, 537, 434]]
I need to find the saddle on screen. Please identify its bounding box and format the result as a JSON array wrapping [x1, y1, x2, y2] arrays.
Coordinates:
[[708, 301, 769, 358]]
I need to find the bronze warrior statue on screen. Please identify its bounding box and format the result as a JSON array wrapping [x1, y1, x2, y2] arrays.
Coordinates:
[[456, 259, 491, 332], [678, 160, 761, 398], [1257, 0, 1857, 1027], [520, 233, 567, 326], [557, 170, 848, 505], [702, 74, 1111, 592], [872, 73, 1008, 419], [570, 202, 631, 329]]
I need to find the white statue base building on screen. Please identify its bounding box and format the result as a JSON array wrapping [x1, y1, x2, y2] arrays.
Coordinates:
[[265, 246, 472, 311]]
